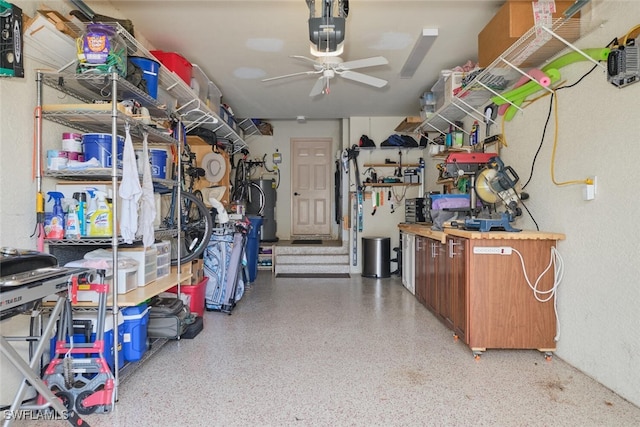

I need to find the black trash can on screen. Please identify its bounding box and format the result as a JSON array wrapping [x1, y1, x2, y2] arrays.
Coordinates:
[[362, 237, 391, 278]]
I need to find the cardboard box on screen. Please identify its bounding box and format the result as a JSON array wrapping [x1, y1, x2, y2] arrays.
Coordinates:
[[191, 259, 204, 285], [478, 1, 579, 67]]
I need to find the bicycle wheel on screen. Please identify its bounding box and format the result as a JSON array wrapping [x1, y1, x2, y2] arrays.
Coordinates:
[[170, 191, 214, 265]]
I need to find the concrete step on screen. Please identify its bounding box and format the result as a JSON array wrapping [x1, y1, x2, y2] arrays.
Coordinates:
[[277, 253, 350, 265], [274, 243, 350, 275], [275, 262, 350, 275]]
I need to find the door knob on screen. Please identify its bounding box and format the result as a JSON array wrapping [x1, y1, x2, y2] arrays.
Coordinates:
[[294, 192, 300, 196]]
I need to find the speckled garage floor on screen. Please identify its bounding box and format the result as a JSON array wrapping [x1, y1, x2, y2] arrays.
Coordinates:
[[13, 273, 640, 426]]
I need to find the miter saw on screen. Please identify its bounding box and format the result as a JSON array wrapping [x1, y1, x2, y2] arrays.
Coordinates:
[[463, 156, 525, 232]]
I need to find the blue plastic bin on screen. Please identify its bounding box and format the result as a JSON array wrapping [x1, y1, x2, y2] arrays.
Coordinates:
[[246, 215, 263, 283]]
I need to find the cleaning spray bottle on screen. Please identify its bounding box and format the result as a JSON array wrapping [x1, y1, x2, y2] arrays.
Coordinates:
[[470, 120, 479, 146], [85, 187, 98, 232], [64, 199, 81, 240], [87, 191, 113, 237], [73, 192, 86, 236], [46, 192, 65, 239]]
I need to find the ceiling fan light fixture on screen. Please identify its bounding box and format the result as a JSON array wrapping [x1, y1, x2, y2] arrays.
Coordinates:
[[400, 28, 438, 79]]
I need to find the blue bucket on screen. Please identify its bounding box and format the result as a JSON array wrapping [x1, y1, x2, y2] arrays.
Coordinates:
[[129, 56, 160, 99], [149, 149, 168, 179], [82, 133, 124, 168]]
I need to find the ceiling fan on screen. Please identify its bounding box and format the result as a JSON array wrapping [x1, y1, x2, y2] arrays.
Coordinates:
[[262, 1, 387, 96], [261, 55, 389, 97]]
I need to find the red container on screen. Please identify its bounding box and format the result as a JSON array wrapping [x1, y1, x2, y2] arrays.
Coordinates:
[[168, 277, 207, 317], [150, 50, 192, 84]]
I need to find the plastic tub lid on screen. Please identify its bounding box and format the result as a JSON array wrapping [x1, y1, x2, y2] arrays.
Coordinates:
[[83, 249, 139, 270]]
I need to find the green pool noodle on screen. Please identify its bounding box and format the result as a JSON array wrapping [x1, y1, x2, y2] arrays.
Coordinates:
[[492, 48, 608, 106], [492, 68, 561, 106], [504, 98, 525, 121], [542, 48, 610, 73]]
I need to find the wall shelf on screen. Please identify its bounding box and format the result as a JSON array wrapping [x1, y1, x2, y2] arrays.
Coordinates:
[[114, 23, 252, 154], [414, 17, 597, 136]]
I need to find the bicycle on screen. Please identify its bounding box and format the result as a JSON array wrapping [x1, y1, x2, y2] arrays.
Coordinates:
[[156, 125, 214, 265], [231, 150, 269, 214]]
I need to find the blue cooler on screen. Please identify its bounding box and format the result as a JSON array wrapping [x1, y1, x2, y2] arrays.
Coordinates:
[[121, 304, 149, 362], [49, 311, 124, 372]]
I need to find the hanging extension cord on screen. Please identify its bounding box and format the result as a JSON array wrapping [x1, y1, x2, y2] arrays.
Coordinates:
[[510, 246, 565, 342]]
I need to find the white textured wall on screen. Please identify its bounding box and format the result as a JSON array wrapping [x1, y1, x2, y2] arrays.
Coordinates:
[[246, 119, 342, 241], [502, 1, 640, 406], [349, 117, 425, 272]]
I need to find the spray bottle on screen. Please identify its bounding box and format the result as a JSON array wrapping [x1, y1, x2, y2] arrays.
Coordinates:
[[46, 192, 65, 239], [470, 120, 479, 146], [64, 199, 81, 240], [85, 187, 98, 232], [88, 191, 113, 237], [72, 192, 86, 236]]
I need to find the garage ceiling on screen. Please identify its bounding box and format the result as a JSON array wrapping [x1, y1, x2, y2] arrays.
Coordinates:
[[99, 0, 504, 121]]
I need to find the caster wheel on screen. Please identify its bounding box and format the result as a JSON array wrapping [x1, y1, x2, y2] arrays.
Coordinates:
[[472, 352, 482, 360], [453, 334, 459, 341], [544, 352, 553, 361], [75, 390, 98, 415]]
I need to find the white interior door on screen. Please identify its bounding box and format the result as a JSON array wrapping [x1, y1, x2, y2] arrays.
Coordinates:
[[291, 138, 332, 237]]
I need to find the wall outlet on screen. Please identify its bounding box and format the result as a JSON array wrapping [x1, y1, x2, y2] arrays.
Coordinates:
[[584, 176, 597, 201], [473, 246, 513, 255]]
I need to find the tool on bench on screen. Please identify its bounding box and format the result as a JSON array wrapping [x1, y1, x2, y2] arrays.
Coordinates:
[[460, 156, 527, 232]]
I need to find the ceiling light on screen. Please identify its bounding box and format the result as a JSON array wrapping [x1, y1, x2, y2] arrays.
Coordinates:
[[400, 28, 438, 79], [296, 116, 306, 123]]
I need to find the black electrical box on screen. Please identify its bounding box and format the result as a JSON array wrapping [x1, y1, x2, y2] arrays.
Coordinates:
[[0, 1, 24, 78], [405, 198, 427, 223]]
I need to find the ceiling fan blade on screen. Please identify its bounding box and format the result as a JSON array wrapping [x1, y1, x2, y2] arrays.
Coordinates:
[[262, 69, 321, 82], [339, 70, 388, 88], [309, 76, 326, 97], [291, 55, 320, 66], [338, 56, 389, 71]]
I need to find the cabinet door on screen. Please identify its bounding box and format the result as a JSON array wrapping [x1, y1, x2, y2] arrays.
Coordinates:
[[424, 239, 438, 313], [438, 239, 453, 329], [414, 236, 427, 305], [448, 236, 468, 343]]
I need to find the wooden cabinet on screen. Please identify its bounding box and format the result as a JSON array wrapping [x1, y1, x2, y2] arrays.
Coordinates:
[[399, 224, 564, 356], [464, 237, 559, 353], [424, 238, 443, 315], [447, 236, 467, 343], [414, 236, 427, 305]]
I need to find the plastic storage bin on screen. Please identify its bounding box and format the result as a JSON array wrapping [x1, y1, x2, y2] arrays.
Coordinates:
[[116, 246, 158, 287], [154, 240, 171, 279], [150, 50, 192, 84], [246, 216, 263, 283], [65, 256, 138, 300], [121, 304, 149, 362], [128, 56, 160, 98], [82, 133, 124, 168], [149, 148, 168, 179], [167, 276, 208, 317]]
